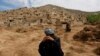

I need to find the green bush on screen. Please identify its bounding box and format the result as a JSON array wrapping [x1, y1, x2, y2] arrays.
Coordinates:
[[87, 13, 100, 24]]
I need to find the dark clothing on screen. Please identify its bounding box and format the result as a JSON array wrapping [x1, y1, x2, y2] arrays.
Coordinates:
[[39, 38, 64, 56], [52, 36, 61, 48]]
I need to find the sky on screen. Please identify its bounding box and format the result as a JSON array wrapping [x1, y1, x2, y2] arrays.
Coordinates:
[[0, 0, 100, 12]]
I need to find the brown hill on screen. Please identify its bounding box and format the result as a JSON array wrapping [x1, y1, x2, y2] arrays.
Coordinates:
[[0, 5, 88, 32], [0, 5, 100, 56]]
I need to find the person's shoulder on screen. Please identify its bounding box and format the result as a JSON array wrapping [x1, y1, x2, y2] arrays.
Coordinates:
[[43, 36, 54, 41], [55, 36, 60, 39]]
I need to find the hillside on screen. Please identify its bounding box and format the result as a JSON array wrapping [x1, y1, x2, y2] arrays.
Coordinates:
[[0, 5, 89, 32], [0, 5, 100, 56]]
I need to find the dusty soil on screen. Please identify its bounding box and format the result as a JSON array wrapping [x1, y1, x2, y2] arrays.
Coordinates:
[[0, 25, 99, 56], [0, 4, 99, 56]]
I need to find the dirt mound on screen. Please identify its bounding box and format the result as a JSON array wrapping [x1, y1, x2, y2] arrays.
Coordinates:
[[93, 47, 100, 56], [73, 25, 100, 42]]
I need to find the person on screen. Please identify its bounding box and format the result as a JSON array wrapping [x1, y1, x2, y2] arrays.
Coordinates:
[[38, 28, 64, 56]]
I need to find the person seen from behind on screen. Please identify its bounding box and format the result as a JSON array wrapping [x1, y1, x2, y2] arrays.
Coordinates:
[[38, 28, 64, 56]]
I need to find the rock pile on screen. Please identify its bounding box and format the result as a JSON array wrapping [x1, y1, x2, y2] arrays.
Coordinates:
[[73, 25, 100, 42]]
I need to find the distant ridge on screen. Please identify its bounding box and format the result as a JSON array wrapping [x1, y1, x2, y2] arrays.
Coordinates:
[[0, 4, 99, 31]]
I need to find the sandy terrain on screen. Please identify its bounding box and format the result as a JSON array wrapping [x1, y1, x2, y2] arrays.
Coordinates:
[[0, 4, 100, 56], [0, 25, 98, 56]]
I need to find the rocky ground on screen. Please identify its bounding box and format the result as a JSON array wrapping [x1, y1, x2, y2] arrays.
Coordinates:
[[0, 24, 99, 56], [0, 5, 100, 56]]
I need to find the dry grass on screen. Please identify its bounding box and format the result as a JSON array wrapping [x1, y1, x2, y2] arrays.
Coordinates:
[[0, 25, 99, 56]]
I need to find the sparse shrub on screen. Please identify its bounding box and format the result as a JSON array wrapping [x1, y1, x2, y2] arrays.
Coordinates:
[[87, 13, 100, 24]]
